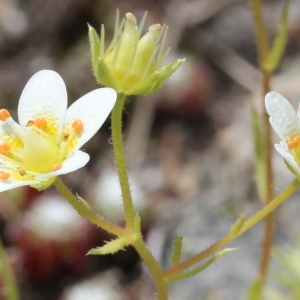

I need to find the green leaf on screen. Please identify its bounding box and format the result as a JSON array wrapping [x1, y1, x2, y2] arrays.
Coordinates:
[[87, 236, 135, 255], [264, 3, 289, 72], [252, 109, 266, 200], [247, 276, 263, 300], [170, 248, 237, 282], [170, 236, 183, 266], [76, 194, 91, 210], [133, 214, 141, 234], [230, 214, 246, 236]]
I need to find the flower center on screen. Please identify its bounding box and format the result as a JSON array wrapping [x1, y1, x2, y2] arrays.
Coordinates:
[[0, 108, 84, 184], [23, 129, 60, 173]]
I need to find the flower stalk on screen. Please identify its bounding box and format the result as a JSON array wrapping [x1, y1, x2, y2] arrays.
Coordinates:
[[54, 177, 129, 237], [111, 93, 136, 229]]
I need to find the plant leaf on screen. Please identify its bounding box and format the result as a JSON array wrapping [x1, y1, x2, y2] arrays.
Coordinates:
[[170, 236, 183, 266], [170, 248, 237, 282], [264, 3, 289, 72], [87, 236, 135, 255], [231, 214, 246, 236]]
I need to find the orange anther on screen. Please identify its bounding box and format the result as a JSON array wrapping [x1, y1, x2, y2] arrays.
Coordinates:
[[0, 171, 10, 180], [62, 132, 69, 142], [0, 109, 10, 121], [34, 117, 47, 129], [26, 120, 34, 126], [72, 119, 83, 133], [295, 136, 300, 148], [0, 143, 10, 156], [287, 138, 294, 149], [51, 163, 62, 172], [287, 136, 300, 150]]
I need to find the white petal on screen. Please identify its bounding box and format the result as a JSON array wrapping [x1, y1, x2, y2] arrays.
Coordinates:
[[35, 150, 90, 180], [64, 88, 116, 151], [0, 122, 14, 143], [274, 143, 300, 174], [0, 179, 37, 193], [18, 70, 68, 140], [265, 91, 300, 141]]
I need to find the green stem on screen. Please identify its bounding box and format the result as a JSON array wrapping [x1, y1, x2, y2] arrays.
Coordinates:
[[248, 0, 269, 67], [248, 0, 274, 284], [164, 178, 300, 280], [133, 238, 169, 300], [110, 93, 169, 298], [111, 93, 136, 229], [0, 237, 19, 300], [54, 177, 129, 237]]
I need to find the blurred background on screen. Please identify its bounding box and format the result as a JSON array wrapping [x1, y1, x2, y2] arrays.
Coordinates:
[[0, 0, 300, 299]]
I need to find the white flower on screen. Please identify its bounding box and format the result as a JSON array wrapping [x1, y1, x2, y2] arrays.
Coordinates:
[[0, 70, 116, 191], [265, 91, 300, 174]]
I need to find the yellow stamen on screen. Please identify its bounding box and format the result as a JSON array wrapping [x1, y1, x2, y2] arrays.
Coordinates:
[[0, 109, 10, 121], [34, 117, 47, 129], [72, 119, 83, 133], [0, 171, 10, 180], [51, 163, 62, 172], [0, 143, 10, 156]]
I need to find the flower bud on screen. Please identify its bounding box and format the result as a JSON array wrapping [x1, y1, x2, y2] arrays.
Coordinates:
[[89, 11, 184, 95]]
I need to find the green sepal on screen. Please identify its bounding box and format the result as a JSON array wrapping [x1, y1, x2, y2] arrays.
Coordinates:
[[95, 58, 118, 90], [264, 2, 289, 72], [126, 72, 159, 95], [87, 235, 136, 255], [247, 276, 263, 300], [284, 159, 300, 178], [149, 58, 185, 93], [88, 25, 101, 71], [30, 177, 55, 191], [252, 109, 267, 200], [170, 248, 236, 282], [127, 58, 185, 95]]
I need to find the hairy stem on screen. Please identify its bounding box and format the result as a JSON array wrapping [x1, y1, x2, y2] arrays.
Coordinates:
[[133, 238, 169, 300], [111, 93, 136, 229], [54, 177, 129, 237], [111, 94, 169, 298]]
